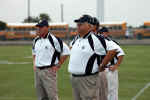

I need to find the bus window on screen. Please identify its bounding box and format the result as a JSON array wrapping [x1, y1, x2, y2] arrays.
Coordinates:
[[118, 26, 122, 30]]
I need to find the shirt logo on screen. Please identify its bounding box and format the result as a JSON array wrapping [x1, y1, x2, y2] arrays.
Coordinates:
[[81, 46, 85, 50], [45, 46, 48, 49]]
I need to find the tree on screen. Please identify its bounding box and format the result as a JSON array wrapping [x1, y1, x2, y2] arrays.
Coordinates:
[[23, 13, 51, 23], [39, 13, 51, 22], [0, 21, 7, 30], [139, 25, 146, 29], [23, 16, 39, 23], [128, 25, 133, 29]]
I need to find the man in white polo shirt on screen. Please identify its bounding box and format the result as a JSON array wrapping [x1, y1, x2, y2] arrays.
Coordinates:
[[90, 17, 108, 100], [68, 15, 118, 100], [98, 27, 125, 100], [32, 20, 70, 100]]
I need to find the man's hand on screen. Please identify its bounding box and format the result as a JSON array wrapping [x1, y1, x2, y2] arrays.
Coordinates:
[[109, 55, 124, 72], [33, 55, 36, 71], [109, 65, 118, 72], [50, 55, 68, 73], [99, 64, 106, 72], [51, 65, 60, 73], [33, 66, 36, 71]]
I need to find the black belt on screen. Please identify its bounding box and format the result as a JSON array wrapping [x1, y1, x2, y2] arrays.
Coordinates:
[[72, 72, 99, 77], [37, 65, 53, 70]]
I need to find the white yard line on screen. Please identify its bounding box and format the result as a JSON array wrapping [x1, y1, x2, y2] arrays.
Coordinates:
[[0, 97, 35, 100], [131, 82, 150, 100], [24, 56, 32, 58], [0, 60, 31, 64]]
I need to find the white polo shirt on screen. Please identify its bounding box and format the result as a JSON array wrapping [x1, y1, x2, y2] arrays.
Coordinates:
[[68, 33, 118, 75], [32, 33, 70, 67]]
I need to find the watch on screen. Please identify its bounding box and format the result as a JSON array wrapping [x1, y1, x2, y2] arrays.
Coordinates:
[[55, 64, 61, 68], [100, 64, 105, 68]]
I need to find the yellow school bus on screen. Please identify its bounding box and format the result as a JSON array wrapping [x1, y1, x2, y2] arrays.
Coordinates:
[[100, 21, 127, 38], [134, 21, 150, 38], [69, 21, 127, 38], [2, 22, 69, 40]]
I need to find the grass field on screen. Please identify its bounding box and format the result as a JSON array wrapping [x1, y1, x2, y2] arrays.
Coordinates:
[[0, 45, 150, 100]]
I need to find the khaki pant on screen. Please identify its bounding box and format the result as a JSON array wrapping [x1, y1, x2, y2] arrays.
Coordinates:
[[35, 68, 58, 100], [106, 70, 118, 100], [71, 74, 99, 100], [98, 72, 108, 100]]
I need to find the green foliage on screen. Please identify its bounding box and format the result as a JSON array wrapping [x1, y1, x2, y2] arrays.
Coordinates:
[[0, 21, 7, 30], [23, 13, 51, 23]]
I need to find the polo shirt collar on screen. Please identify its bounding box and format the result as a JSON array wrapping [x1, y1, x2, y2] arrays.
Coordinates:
[[39, 32, 50, 39], [43, 32, 49, 38], [81, 31, 92, 39]]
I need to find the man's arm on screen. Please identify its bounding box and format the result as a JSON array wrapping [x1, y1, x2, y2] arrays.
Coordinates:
[[51, 55, 69, 73], [33, 55, 36, 71], [99, 38, 122, 72], [51, 42, 70, 72], [109, 46, 125, 71], [99, 50, 117, 72], [59, 55, 69, 65], [59, 42, 70, 66], [32, 38, 37, 72], [109, 55, 124, 71]]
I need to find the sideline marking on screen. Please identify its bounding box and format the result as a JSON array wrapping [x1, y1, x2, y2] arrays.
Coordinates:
[[131, 82, 150, 100]]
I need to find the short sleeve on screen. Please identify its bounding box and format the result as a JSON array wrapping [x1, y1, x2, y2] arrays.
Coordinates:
[[106, 40, 118, 51], [116, 46, 125, 57], [32, 48, 36, 55], [32, 42, 36, 55], [61, 42, 70, 56], [32, 37, 40, 55]]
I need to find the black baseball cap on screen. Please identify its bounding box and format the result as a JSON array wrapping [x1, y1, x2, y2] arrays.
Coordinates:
[[98, 27, 109, 33], [36, 20, 49, 27], [74, 15, 92, 24], [90, 17, 99, 26]]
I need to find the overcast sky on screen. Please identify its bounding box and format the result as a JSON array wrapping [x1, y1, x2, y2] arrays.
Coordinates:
[[0, 0, 150, 27]]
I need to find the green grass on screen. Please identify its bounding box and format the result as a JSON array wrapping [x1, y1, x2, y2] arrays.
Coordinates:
[[0, 45, 150, 100]]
